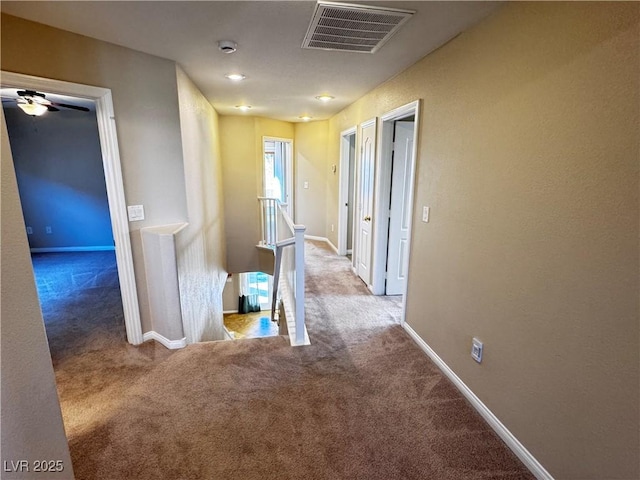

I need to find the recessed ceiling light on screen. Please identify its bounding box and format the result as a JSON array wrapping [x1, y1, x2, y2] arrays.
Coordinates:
[[315, 94, 334, 102], [235, 105, 252, 111], [225, 73, 246, 81], [299, 115, 312, 121]]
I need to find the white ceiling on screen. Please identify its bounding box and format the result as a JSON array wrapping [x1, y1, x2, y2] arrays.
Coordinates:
[[1, 1, 501, 122]]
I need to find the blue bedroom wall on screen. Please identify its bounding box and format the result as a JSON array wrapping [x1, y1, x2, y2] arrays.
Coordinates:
[[3, 103, 113, 250]]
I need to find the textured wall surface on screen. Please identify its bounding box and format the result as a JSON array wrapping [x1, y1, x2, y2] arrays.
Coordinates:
[[327, 3, 639, 478], [294, 121, 329, 237], [175, 66, 227, 343], [1, 108, 75, 479]]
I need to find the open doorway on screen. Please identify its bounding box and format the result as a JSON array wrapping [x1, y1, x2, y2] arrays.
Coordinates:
[[338, 126, 357, 259], [371, 101, 420, 303], [263, 137, 294, 217], [2, 88, 128, 363], [1, 72, 142, 344]]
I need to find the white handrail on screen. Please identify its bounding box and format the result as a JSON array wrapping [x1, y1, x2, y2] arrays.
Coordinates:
[[259, 197, 308, 346]]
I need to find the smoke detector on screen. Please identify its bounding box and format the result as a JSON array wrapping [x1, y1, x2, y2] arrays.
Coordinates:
[[302, 1, 414, 54], [218, 40, 237, 54]]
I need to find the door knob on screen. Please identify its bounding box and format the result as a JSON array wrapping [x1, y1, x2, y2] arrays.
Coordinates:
[[364, 216, 371, 222]]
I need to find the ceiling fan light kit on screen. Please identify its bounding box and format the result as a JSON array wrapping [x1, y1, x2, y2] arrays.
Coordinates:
[[17, 101, 48, 116], [2, 90, 91, 117]]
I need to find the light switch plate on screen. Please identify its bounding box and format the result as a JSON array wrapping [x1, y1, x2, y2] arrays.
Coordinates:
[[127, 205, 145, 222], [422, 206, 430, 223], [304, 181, 309, 189]]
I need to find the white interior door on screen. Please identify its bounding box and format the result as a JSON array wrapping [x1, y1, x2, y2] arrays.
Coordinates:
[[357, 120, 376, 284], [386, 121, 414, 295]]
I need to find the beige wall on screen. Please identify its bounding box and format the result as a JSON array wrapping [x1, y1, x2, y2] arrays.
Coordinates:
[[175, 66, 227, 342], [294, 121, 330, 237], [222, 274, 239, 312], [1, 109, 75, 479], [327, 2, 639, 478], [1, 13, 189, 333], [219, 115, 294, 273]]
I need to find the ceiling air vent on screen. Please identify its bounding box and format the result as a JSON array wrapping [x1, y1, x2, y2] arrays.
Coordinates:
[[302, 1, 415, 54]]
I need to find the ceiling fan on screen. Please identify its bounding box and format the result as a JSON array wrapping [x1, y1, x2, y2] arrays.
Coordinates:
[[2, 90, 90, 116]]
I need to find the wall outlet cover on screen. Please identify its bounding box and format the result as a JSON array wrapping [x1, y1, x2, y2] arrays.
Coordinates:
[[127, 205, 145, 222], [471, 337, 483, 363]]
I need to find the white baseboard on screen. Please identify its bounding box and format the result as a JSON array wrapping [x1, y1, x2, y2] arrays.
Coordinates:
[[143, 331, 187, 350], [326, 239, 339, 254], [30, 246, 116, 253], [222, 326, 235, 340], [304, 235, 339, 255], [402, 323, 553, 480], [223, 309, 238, 314]]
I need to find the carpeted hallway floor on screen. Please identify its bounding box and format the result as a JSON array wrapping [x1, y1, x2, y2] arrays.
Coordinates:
[[36, 243, 533, 480]]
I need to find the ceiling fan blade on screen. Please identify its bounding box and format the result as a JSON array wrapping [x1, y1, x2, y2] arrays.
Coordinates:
[[50, 102, 90, 112], [17, 90, 44, 99]]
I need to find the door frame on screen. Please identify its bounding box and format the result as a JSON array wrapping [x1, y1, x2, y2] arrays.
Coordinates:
[[1, 71, 143, 345], [262, 136, 294, 218], [370, 100, 421, 303], [337, 126, 357, 256]]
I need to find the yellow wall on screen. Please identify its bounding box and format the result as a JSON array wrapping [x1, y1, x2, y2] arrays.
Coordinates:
[[294, 121, 330, 237], [327, 2, 639, 478], [219, 115, 294, 273]]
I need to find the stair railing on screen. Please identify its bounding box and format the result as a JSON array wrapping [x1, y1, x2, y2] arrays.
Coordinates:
[[258, 197, 308, 346]]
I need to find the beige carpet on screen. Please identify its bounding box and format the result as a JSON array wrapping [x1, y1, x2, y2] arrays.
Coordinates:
[[45, 242, 534, 479]]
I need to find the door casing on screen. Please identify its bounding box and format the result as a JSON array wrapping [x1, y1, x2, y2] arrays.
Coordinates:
[[1, 70, 143, 344], [370, 100, 421, 303], [338, 126, 357, 256]]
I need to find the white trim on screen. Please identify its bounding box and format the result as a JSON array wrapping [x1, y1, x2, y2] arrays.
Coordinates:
[[223, 309, 239, 314], [262, 136, 294, 220], [338, 126, 357, 256], [1, 71, 143, 345], [402, 323, 554, 480], [142, 331, 187, 350], [371, 100, 420, 297], [304, 235, 339, 255], [30, 246, 115, 253], [326, 239, 339, 255], [222, 326, 235, 340]]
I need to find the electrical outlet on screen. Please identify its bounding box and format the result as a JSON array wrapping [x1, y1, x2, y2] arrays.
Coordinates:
[[26, 226, 33, 235], [331, 224, 334, 232], [303, 181, 309, 189], [471, 338, 483, 363], [45, 226, 52, 234]]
